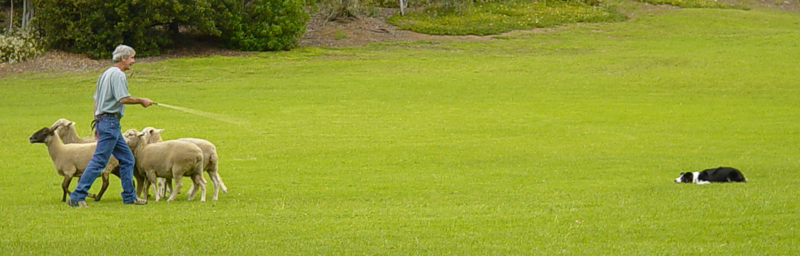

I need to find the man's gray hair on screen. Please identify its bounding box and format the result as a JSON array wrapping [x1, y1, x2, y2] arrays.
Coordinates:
[[112, 44, 136, 62]]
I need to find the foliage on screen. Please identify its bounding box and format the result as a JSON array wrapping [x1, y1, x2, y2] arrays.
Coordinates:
[[635, 0, 749, 9], [36, 0, 220, 59], [0, 30, 45, 63], [219, 0, 309, 51], [0, 11, 6, 33], [388, 0, 628, 35], [34, 0, 307, 59]]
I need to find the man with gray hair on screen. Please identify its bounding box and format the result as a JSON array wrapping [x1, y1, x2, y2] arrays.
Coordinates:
[[68, 44, 153, 207]]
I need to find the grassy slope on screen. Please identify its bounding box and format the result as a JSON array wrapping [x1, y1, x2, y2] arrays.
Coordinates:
[[2, 7, 799, 255]]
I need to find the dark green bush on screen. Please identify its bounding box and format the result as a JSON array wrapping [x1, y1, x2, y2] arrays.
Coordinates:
[[218, 0, 308, 51], [36, 0, 219, 58], [36, 0, 307, 59]]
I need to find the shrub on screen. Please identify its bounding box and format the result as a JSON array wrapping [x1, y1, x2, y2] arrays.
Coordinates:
[[0, 30, 46, 64], [36, 0, 220, 59], [35, 0, 307, 59], [218, 0, 309, 51]]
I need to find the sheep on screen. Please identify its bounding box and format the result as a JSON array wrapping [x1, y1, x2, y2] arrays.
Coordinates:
[[142, 127, 228, 200], [48, 118, 123, 194], [123, 129, 207, 202], [28, 126, 118, 202], [50, 118, 96, 143]]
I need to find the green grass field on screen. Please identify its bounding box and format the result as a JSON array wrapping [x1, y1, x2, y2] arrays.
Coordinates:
[[2, 6, 800, 255]]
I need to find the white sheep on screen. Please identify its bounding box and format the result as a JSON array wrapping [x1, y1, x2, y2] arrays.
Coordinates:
[[50, 118, 96, 143], [142, 127, 228, 200], [123, 129, 207, 202], [28, 126, 118, 202]]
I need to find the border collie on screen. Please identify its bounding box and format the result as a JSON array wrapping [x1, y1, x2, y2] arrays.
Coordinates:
[[674, 167, 747, 184]]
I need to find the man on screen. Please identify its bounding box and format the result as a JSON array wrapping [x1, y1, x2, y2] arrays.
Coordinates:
[[67, 44, 153, 207]]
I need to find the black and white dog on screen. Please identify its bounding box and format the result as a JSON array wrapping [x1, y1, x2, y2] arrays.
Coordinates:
[[674, 167, 747, 184]]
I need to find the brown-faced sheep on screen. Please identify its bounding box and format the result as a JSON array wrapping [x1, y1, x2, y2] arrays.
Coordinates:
[[28, 126, 118, 202], [48, 118, 123, 199]]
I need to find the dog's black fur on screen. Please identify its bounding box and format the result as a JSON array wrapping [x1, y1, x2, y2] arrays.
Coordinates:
[[675, 167, 747, 184]]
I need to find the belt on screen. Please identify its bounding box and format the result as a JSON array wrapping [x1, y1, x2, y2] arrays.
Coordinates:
[[91, 113, 121, 131], [96, 112, 122, 119]]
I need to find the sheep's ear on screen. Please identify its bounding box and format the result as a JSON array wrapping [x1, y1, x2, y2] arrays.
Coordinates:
[[155, 129, 164, 133], [69, 122, 75, 126]]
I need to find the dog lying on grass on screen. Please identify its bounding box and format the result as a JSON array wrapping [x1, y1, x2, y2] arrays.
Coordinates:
[[674, 167, 747, 184]]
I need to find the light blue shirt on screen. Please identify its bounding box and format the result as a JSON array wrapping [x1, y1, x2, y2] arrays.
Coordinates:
[[93, 67, 131, 116]]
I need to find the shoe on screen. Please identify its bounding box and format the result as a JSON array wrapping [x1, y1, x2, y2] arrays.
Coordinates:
[[124, 198, 147, 205], [67, 200, 89, 207]]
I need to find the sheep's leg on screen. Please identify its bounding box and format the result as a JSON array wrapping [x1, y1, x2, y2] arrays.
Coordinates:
[[216, 172, 227, 193], [66, 175, 96, 199], [196, 174, 206, 202], [157, 178, 166, 198], [188, 174, 205, 201], [94, 173, 110, 201], [187, 176, 198, 201], [142, 178, 152, 201], [207, 171, 220, 200], [210, 160, 227, 194], [188, 174, 205, 195], [163, 178, 175, 196], [167, 178, 175, 195], [145, 171, 160, 201], [134, 170, 146, 199], [61, 176, 71, 202], [168, 176, 182, 201], [194, 157, 207, 202]]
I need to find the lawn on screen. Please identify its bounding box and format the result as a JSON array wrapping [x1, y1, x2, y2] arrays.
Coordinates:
[[1, 6, 799, 255]]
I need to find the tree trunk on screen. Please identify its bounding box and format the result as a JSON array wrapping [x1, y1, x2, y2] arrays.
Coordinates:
[[22, 0, 34, 32], [8, 0, 13, 31]]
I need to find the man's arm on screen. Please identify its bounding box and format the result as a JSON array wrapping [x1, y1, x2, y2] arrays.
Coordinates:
[[119, 96, 153, 107]]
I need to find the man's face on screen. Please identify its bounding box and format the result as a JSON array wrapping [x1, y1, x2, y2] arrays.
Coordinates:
[[119, 54, 136, 71]]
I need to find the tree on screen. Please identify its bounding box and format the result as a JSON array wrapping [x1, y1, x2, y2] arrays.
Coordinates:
[[7, 0, 12, 31], [21, 0, 32, 31]]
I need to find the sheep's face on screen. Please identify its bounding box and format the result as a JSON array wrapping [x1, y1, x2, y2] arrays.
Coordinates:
[[29, 127, 53, 143], [55, 122, 76, 139], [123, 129, 143, 147], [141, 127, 164, 143], [50, 118, 72, 131]]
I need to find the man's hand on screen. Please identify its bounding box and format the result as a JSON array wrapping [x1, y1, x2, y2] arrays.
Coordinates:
[[140, 98, 153, 108]]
